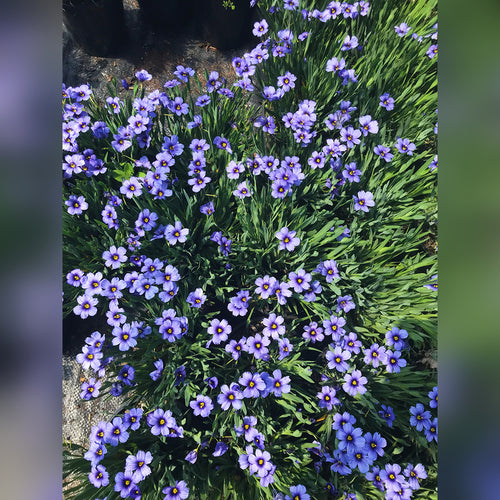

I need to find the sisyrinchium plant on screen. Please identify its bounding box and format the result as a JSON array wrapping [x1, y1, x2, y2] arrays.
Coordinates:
[[63, 0, 437, 499]]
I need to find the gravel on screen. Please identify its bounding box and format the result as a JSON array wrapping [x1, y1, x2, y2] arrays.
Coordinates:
[[62, 355, 125, 447]]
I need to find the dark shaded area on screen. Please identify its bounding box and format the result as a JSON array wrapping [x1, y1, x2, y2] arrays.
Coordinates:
[[63, 0, 258, 104], [197, 0, 258, 50], [63, 0, 257, 58], [63, 312, 109, 355], [63, 0, 128, 57]]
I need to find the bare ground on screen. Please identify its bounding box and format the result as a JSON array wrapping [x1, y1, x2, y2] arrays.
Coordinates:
[[63, 0, 254, 102]]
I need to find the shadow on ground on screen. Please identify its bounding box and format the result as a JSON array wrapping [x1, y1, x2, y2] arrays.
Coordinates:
[[63, 0, 257, 102]]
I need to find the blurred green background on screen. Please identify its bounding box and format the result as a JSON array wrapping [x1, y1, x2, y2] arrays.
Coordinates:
[[1, 0, 500, 498], [439, 0, 500, 497]]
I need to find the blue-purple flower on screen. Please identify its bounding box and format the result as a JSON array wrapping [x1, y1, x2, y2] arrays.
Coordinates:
[[395, 22, 411, 36], [363, 343, 387, 368], [317, 386, 339, 410], [225, 338, 246, 360], [120, 176, 142, 198], [255, 275, 278, 299], [112, 324, 139, 351], [275, 227, 300, 251], [341, 34, 359, 51], [379, 404, 396, 427], [395, 137, 416, 155], [88, 464, 109, 487], [248, 448, 273, 477], [274, 281, 292, 305], [359, 114, 379, 135], [185, 449, 198, 464], [239, 371, 266, 398], [200, 201, 214, 215], [364, 432, 387, 460], [164, 221, 189, 245], [323, 314, 346, 340], [170, 96, 189, 116], [213, 441, 229, 456], [80, 378, 101, 400], [246, 333, 270, 360], [135, 69, 152, 81], [409, 403, 432, 431], [118, 364, 135, 386], [340, 126, 362, 148], [76, 345, 102, 371], [277, 71, 296, 91], [380, 463, 405, 492], [84, 440, 107, 465], [326, 346, 351, 372], [186, 288, 206, 308], [252, 19, 269, 37], [343, 369, 368, 396], [233, 181, 252, 198], [235, 416, 258, 441], [114, 471, 136, 498], [207, 318, 232, 345], [173, 65, 194, 82], [104, 417, 130, 446], [278, 337, 293, 360], [316, 259, 339, 283], [326, 56, 346, 73], [337, 295, 356, 313], [385, 327, 408, 350], [162, 480, 189, 500], [217, 383, 244, 411], [384, 350, 407, 373], [73, 294, 98, 319], [123, 408, 143, 430], [262, 312, 285, 339], [190, 394, 214, 417], [125, 450, 152, 483], [404, 463, 427, 490], [265, 369, 291, 397], [424, 274, 438, 291], [289, 268, 312, 293], [147, 408, 176, 436], [425, 417, 437, 442], [302, 321, 324, 343], [285, 484, 310, 500], [103, 245, 127, 269], [213, 136, 232, 154], [428, 386, 438, 408], [353, 191, 375, 212], [426, 44, 438, 59], [380, 92, 395, 110], [65, 195, 88, 215]]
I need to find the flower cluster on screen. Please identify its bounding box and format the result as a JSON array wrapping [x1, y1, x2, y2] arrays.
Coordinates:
[[63, 0, 437, 498]]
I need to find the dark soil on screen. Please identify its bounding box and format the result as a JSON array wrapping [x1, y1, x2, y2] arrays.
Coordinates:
[[63, 0, 257, 103]]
